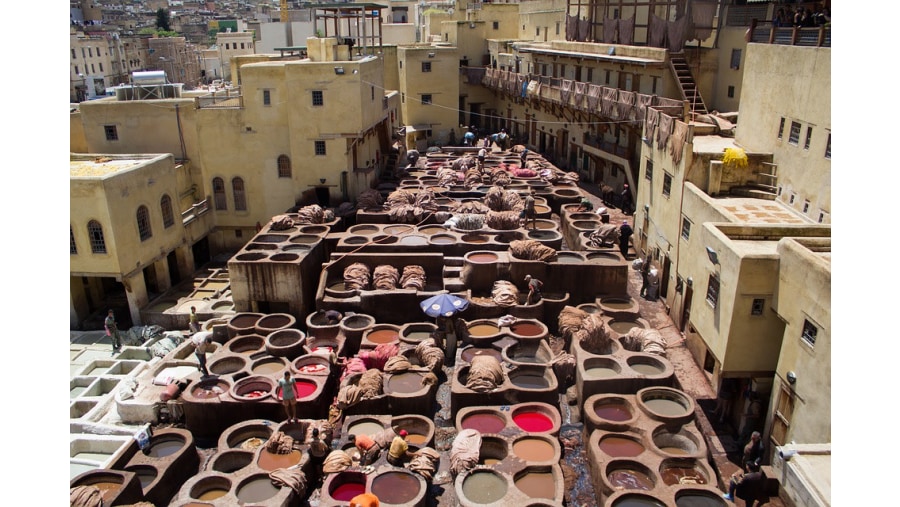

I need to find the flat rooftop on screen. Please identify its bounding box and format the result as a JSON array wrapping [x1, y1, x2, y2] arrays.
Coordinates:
[[70, 155, 158, 178], [716, 198, 810, 225]]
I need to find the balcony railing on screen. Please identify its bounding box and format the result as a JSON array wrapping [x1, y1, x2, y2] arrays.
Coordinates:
[[195, 87, 243, 109], [748, 21, 830, 48], [182, 198, 210, 225]]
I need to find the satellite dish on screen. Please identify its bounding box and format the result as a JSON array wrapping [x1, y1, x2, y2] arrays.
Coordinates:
[[705, 247, 719, 265]]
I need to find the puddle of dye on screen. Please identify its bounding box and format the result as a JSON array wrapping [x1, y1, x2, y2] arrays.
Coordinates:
[[462, 472, 507, 504], [585, 366, 619, 379], [630, 363, 664, 375], [460, 347, 501, 362], [331, 482, 366, 501], [461, 413, 506, 434], [602, 299, 633, 310], [610, 321, 641, 334], [237, 477, 280, 502], [595, 404, 632, 421], [367, 329, 399, 344], [73, 452, 112, 462], [608, 469, 654, 490], [197, 489, 228, 500], [515, 472, 555, 499], [599, 436, 645, 457], [513, 438, 555, 461], [371, 472, 420, 504], [468, 324, 500, 336], [674, 494, 723, 507], [644, 398, 687, 416], [348, 421, 384, 437], [71, 386, 87, 398], [510, 322, 543, 336], [661, 466, 706, 486], [257, 449, 301, 471], [148, 439, 183, 458], [659, 446, 691, 455], [252, 361, 285, 375], [511, 374, 549, 389], [387, 372, 424, 393], [276, 380, 318, 400], [512, 411, 553, 432]]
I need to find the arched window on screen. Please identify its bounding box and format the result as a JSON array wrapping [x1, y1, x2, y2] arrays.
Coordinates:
[[232, 177, 247, 211], [213, 177, 227, 210], [137, 205, 152, 241], [160, 194, 175, 228], [88, 220, 106, 253], [277, 155, 292, 178]]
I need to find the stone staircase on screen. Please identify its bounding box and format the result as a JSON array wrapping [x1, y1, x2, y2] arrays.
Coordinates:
[[442, 256, 466, 293], [730, 162, 778, 200], [669, 52, 708, 116]]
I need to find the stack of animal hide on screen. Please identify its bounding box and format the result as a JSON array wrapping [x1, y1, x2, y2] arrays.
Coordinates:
[[485, 210, 522, 230], [269, 468, 307, 497], [399, 265, 426, 291], [491, 280, 520, 307], [509, 239, 558, 262], [296, 204, 326, 224], [415, 338, 445, 371], [438, 168, 458, 187], [322, 450, 353, 473], [264, 431, 296, 454], [455, 213, 486, 230], [588, 223, 620, 247], [620, 328, 667, 357], [490, 168, 511, 187], [269, 214, 294, 230], [372, 265, 399, 290], [450, 429, 482, 476], [343, 263, 371, 291], [357, 189, 383, 210], [464, 167, 483, 188], [359, 343, 400, 371], [455, 201, 490, 215], [408, 447, 441, 480], [484, 186, 523, 212]]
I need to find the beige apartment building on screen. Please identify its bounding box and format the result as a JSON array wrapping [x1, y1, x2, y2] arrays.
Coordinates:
[[398, 45, 460, 149], [70, 29, 129, 101], [147, 36, 202, 87], [216, 31, 257, 81]]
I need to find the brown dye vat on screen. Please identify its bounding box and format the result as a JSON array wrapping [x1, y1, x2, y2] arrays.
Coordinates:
[[630, 362, 664, 375], [534, 220, 557, 230], [419, 226, 447, 235], [126, 466, 157, 489], [89, 481, 122, 502], [674, 492, 727, 506], [510, 322, 544, 336], [467, 252, 497, 262], [599, 436, 645, 457], [602, 299, 635, 310], [251, 359, 287, 375], [460, 347, 502, 362], [300, 225, 329, 234], [384, 224, 415, 235], [343, 315, 373, 329], [208, 356, 245, 375], [660, 464, 707, 486], [403, 331, 433, 342], [573, 220, 598, 229], [660, 446, 691, 455], [463, 234, 489, 244], [430, 234, 456, 245], [371, 472, 421, 504], [386, 372, 425, 393], [510, 373, 549, 389], [348, 420, 384, 437], [513, 438, 555, 461], [480, 457, 501, 465], [367, 329, 399, 344], [257, 449, 302, 471], [515, 471, 555, 499], [611, 494, 666, 506], [236, 476, 280, 503], [585, 366, 619, 379], [610, 321, 641, 334], [255, 234, 289, 243], [461, 413, 506, 434], [246, 243, 277, 251], [595, 404, 633, 422], [644, 398, 688, 416], [344, 236, 369, 245], [468, 323, 500, 336], [406, 433, 428, 445], [288, 235, 319, 244], [348, 225, 380, 235], [608, 469, 654, 491], [534, 204, 551, 214], [400, 235, 429, 246], [197, 489, 228, 500]]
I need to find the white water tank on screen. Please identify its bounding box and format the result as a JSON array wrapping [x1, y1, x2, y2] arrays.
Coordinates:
[[132, 70, 167, 85]]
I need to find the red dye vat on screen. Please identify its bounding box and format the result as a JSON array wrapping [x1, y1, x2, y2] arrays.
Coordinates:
[[512, 411, 553, 432], [276, 380, 318, 400], [461, 413, 506, 434], [331, 482, 366, 501]]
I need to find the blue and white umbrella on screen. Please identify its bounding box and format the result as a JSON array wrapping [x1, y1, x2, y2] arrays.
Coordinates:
[[420, 293, 469, 318]]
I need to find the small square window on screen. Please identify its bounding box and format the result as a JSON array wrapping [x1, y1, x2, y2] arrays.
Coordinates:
[[422, 61, 431, 72], [536, 27, 540, 36], [803, 200, 810, 213], [801, 319, 818, 347], [662, 173, 673, 197], [788, 121, 801, 144], [825, 133, 831, 159], [706, 275, 720, 308], [312, 90, 323, 106], [493, 21, 499, 30], [789, 193, 796, 204], [314, 140, 326, 155], [263, 90, 271, 105], [421, 94, 432, 105], [727, 85, 735, 98], [556, 22, 560, 35], [804, 126, 812, 150], [104, 125, 118, 141], [751, 298, 764, 316], [730, 49, 741, 70], [645, 160, 653, 181], [818, 211, 826, 223], [681, 217, 691, 241], [778, 118, 785, 139]]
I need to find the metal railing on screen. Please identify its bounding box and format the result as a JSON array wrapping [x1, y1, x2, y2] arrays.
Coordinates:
[[195, 87, 243, 109]]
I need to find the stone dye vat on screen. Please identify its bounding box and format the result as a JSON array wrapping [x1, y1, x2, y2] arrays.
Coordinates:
[[70, 469, 143, 506], [320, 468, 427, 507], [451, 361, 558, 416], [573, 332, 675, 402]]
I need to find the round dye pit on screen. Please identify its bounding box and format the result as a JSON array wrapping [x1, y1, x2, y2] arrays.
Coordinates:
[[191, 378, 229, 399], [348, 225, 380, 235], [386, 372, 425, 393], [237, 476, 280, 503], [330, 481, 366, 501], [384, 224, 415, 235], [515, 470, 556, 499], [607, 468, 654, 491], [462, 471, 507, 504], [599, 436, 645, 457], [461, 412, 506, 434], [674, 491, 728, 506], [147, 438, 183, 458], [512, 411, 553, 432], [594, 403, 633, 422], [660, 462, 707, 486], [275, 380, 318, 400], [251, 358, 287, 375], [87, 481, 121, 502], [419, 225, 448, 235], [463, 234, 490, 244], [628, 358, 665, 376], [366, 329, 400, 344], [348, 420, 384, 437], [460, 347, 502, 363], [125, 466, 157, 489], [236, 252, 267, 261], [601, 298, 636, 310], [510, 373, 550, 389], [610, 494, 667, 507], [257, 449, 302, 471], [401, 326, 435, 343], [585, 365, 620, 379], [399, 235, 428, 246], [652, 428, 700, 456], [468, 323, 501, 337], [467, 252, 498, 262], [644, 398, 687, 416], [610, 320, 642, 334], [639, 389, 693, 419], [196, 488, 228, 501], [371, 472, 421, 504], [430, 234, 457, 245], [191, 476, 232, 501], [510, 322, 545, 337], [513, 437, 555, 462]]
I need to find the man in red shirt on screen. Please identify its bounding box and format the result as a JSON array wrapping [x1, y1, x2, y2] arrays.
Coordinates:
[[349, 433, 381, 467]]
